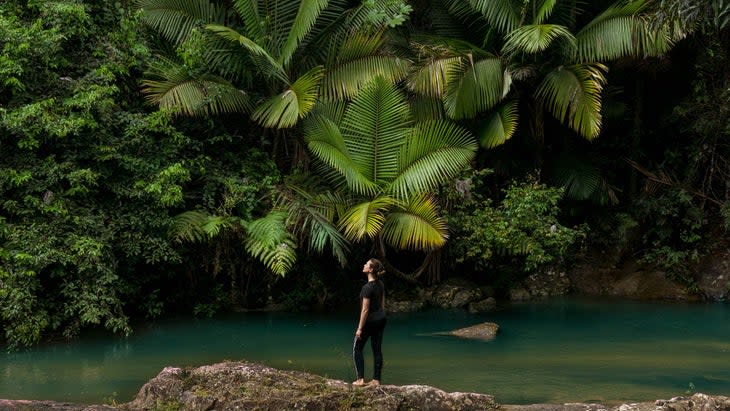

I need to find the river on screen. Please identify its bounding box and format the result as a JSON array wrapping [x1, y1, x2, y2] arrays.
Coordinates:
[[1, 297, 728, 405]]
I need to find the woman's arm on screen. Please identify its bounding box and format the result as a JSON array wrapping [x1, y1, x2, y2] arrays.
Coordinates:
[[355, 298, 370, 339]]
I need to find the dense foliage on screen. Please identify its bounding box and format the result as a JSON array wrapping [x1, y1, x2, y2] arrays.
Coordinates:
[[1, 0, 728, 349]]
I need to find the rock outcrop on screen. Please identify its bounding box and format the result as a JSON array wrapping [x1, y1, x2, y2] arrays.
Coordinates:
[[125, 361, 499, 411], [386, 279, 496, 313]]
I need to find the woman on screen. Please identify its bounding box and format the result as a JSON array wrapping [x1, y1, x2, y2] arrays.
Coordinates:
[[352, 258, 387, 387]]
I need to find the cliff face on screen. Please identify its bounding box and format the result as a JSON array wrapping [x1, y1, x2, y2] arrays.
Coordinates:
[[1, 362, 729, 411]]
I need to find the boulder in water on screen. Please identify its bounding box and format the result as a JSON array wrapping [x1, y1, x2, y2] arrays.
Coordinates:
[[443, 322, 500, 341]]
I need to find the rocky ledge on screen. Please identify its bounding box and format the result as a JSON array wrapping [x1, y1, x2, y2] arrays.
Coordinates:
[[125, 361, 498, 410], [1, 361, 728, 411]]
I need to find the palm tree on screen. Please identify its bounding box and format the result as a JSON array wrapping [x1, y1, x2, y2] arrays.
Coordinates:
[[304, 76, 478, 282], [405, 0, 674, 202], [139, 0, 415, 277], [139, 0, 410, 131]]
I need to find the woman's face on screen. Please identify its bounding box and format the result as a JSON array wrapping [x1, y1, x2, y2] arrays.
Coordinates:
[[362, 260, 372, 274]]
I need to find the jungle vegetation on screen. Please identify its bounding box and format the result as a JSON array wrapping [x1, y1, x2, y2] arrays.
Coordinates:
[[1, 0, 728, 349]]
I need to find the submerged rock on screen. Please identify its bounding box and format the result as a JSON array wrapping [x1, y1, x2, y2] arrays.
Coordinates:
[[441, 322, 500, 341], [125, 361, 499, 411]]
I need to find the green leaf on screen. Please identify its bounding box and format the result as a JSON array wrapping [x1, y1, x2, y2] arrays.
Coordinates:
[[169, 211, 240, 243], [139, 0, 224, 44], [341, 77, 411, 186], [244, 211, 297, 276], [143, 70, 251, 116], [339, 196, 397, 242], [502, 24, 576, 55], [205, 24, 287, 81], [321, 55, 410, 101], [408, 56, 462, 98], [230, 0, 262, 40], [305, 114, 379, 195], [391, 120, 477, 199], [469, 0, 520, 33], [252, 66, 325, 128], [479, 99, 519, 149], [574, 0, 671, 62], [279, 0, 330, 66], [535, 64, 607, 140], [381, 193, 448, 250], [534, 0, 559, 24], [444, 56, 507, 119]]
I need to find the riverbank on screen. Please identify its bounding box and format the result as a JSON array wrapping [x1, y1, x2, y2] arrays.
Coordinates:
[[1, 361, 728, 410]]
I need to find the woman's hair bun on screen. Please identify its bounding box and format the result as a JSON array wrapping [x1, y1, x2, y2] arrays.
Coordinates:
[[369, 258, 386, 278]]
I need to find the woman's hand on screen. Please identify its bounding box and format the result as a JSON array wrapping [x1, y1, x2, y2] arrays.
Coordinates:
[[355, 328, 362, 339]]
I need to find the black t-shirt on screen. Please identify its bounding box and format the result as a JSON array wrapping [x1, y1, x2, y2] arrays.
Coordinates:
[[359, 280, 385, 322]]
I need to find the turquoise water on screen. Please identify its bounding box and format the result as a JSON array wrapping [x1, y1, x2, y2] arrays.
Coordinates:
[[1, 298, 729, 405]]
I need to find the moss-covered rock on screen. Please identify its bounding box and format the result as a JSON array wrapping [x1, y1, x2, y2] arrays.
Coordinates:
[[124, 361, 498, 411]]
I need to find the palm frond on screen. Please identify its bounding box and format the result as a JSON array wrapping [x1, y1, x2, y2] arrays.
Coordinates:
[[321, 56, 410, 101], [410, 95, 446, 122], [200, 33, 256, 81], [575, 16, 640, 62], [534, 0, 559, 24], [263, 1, 301, 53], [390, 121, 477, 199], [574, 0, 671, 62], [479, 99, 519, 149], [502, 24, 576, 55], [633, 17, 674, 58], [381, 193, 448, 250], [231, 0, 263, 40], [169, 210, 239, 243], [468, 0, 520, 33], [251, 66, 325, 128], [338, 196, 397, 242], [408, 56, 463, 99], [139, 0, 224, 44], [244, 211, 297, 276], [305, 114, 379, 195], [535, 63, 607, 140], [429, 0, 484, 37], [341, 77, 411, 186], [250, 92, 298, 129], [279, 0, 330, 66], [443, 56, 507, 120], [581, 0, 647, 30], [277, 178, 350, 267], [143, 60, 251, 116], [331, 31, 384, 63], [552, 153, 619, 205], [204, 24, 287, 81]]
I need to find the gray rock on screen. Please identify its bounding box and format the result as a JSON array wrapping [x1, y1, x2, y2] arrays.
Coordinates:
[[125, 361, 498, 411], [510, 287, 531, 301], [697, 246, 730, 300], [386, 299, 426, 313], [441, 322, 499, 341], [511, 267, 572, 301], [608, 269, 696, 301], [468, 297, 497, 313]]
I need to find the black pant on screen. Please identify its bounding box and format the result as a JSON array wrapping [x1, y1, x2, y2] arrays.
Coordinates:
[[352, 317, 387, 381]]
